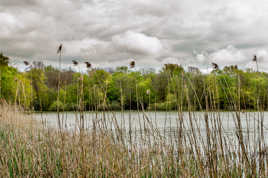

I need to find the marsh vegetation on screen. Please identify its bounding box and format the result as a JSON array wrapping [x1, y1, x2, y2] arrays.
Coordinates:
[[1, 53, 268, 177]]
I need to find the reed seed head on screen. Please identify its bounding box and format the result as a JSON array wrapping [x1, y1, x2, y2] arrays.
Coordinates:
[[57, 44, 63, 54], [146, 89, 150, 95], [23, 61, 29, 66], [253, 55, 257, 62], [85, 62, 92, 68], [212, 62, 219, 70], [130, 61, 135, 68], [72, 60, 78, 66]]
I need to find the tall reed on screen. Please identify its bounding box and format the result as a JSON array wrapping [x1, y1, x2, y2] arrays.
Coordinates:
[[57, 44, 63, 130], [1, 63, 268, 177]]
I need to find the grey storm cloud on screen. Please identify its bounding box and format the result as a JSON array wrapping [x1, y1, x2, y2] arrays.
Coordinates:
[[1, 0, 268, 71]]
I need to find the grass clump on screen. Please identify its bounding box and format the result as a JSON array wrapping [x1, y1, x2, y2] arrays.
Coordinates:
[[1, 102, 268, 177]]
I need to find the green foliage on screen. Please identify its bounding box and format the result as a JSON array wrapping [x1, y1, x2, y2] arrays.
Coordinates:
[[1, 60, 268, 111], [0, 66, 18, 102], [0, 53, 9, 67], [49, 100, 64, 111]]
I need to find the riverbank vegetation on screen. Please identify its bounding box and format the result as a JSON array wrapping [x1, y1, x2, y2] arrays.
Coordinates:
[[0, 96, 267, 177], [0, 53, 267, 112], [1, 52, 268, 177]]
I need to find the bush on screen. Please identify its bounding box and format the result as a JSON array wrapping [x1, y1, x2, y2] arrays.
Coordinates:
[[48, 100, 65, 111]]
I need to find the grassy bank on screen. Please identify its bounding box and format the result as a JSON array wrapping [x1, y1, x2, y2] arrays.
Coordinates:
[[1, 102, 268, 177]]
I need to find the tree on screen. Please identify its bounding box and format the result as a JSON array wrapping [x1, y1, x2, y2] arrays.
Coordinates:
[[0, 53, 10, 99], [0, 53, 9, 67], [27, 68, 50, 110], [163, 64, 184, 76], [0, 67, 18, 102]]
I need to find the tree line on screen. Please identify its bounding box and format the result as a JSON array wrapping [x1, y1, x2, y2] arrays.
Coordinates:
[[0, 53, 267, 111]]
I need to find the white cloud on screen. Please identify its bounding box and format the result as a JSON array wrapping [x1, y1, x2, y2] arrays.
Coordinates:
[[1, 0, 268, 71], [112, 31, 163, 55], [209, 45, 247, 66]]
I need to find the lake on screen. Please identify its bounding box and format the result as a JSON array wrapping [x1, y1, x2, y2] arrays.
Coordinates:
[[32, 111, 266, 129], [32, 111, 268, 146]]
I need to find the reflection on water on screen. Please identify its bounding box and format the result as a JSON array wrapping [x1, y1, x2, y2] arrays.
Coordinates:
[[32, 111, 268, 144]]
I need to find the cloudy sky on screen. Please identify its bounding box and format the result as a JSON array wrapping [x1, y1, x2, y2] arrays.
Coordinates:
[[1, 0, 268, 72]]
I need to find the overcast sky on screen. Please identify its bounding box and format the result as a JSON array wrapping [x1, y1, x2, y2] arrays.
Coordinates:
[[1, 0, 268, 72]]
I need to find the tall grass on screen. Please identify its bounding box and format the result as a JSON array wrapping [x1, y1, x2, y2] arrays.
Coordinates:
[[57, 44, 63, 130], [1, 67, 268, 177]]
